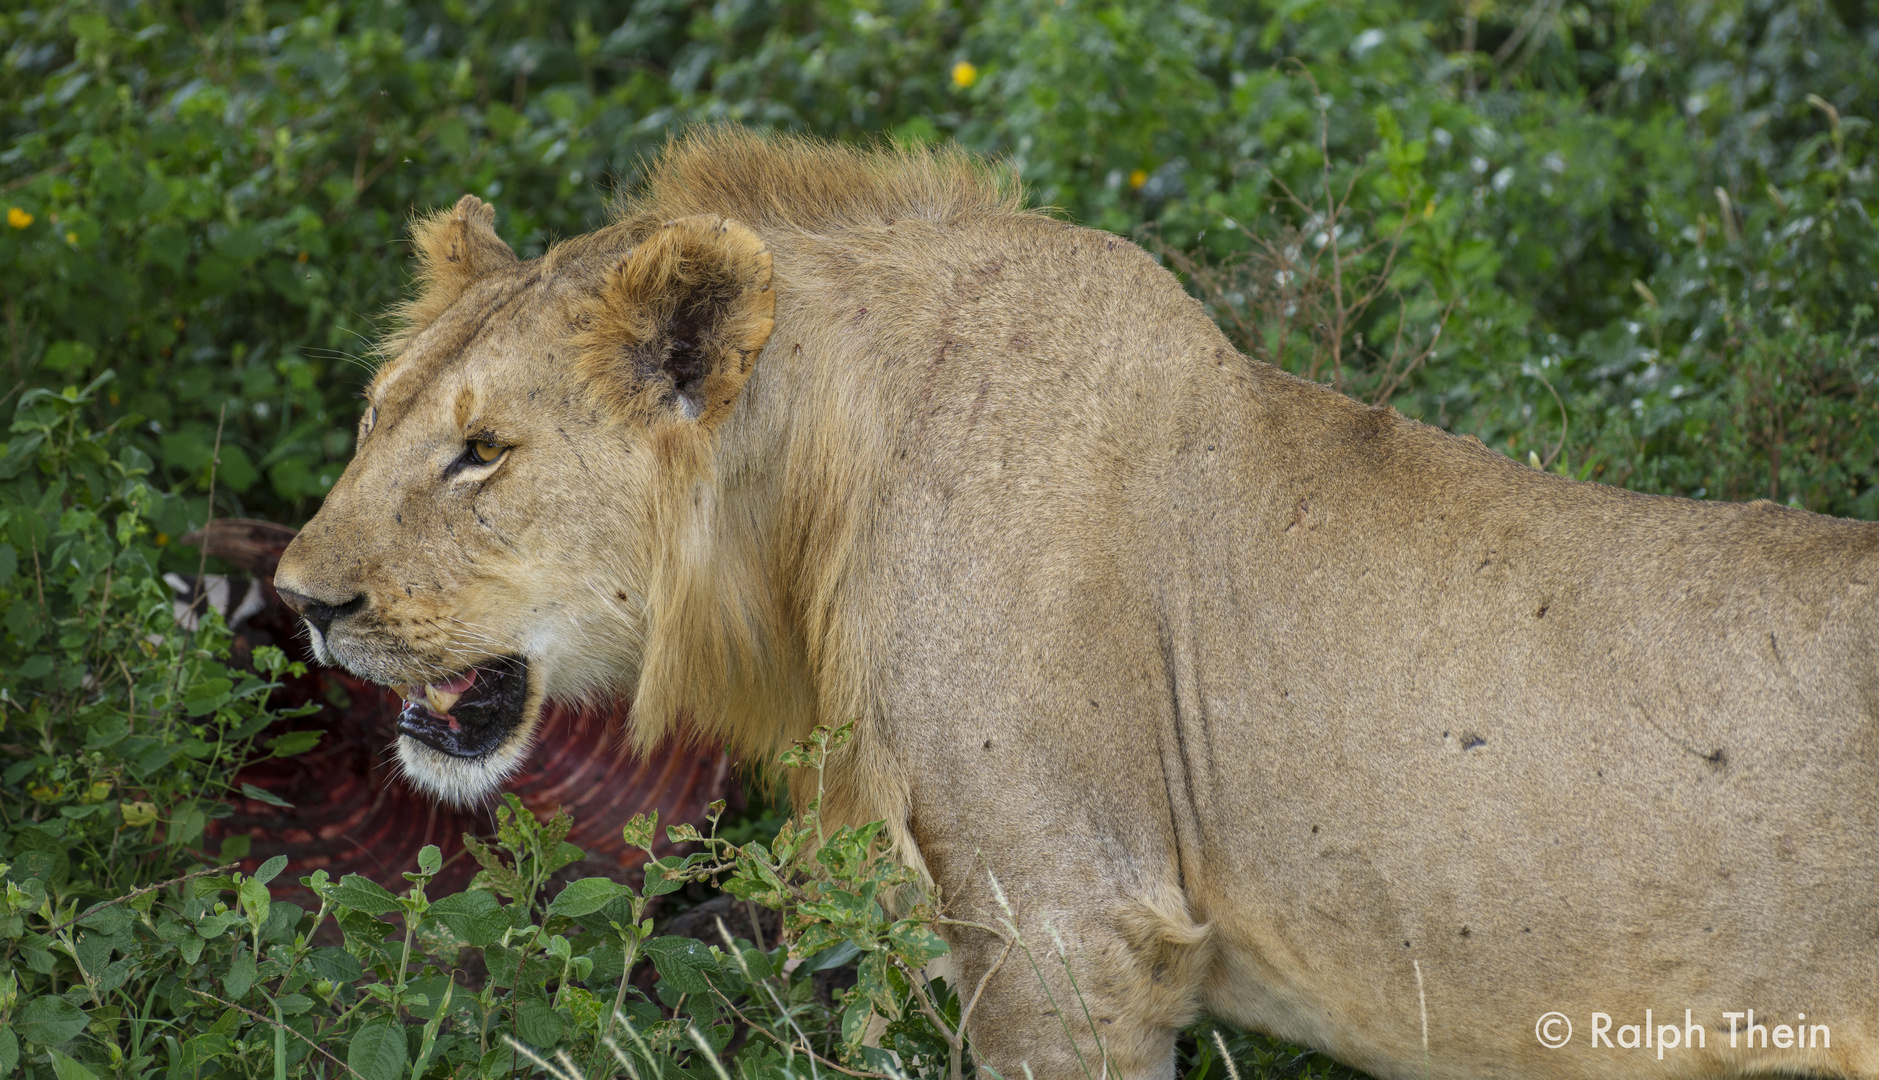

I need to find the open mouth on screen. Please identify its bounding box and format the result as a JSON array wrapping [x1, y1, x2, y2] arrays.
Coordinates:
[[393, 656, 529, 759]]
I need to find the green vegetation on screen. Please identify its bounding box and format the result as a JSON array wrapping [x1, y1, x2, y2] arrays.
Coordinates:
[[1, 0, 1873, 1077]]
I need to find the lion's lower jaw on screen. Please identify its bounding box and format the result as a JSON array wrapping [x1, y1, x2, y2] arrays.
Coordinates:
[[393, 730, 532, 806]]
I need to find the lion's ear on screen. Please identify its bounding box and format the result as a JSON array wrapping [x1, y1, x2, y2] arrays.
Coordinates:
[[395, 195, 519, 343], [574, 214, 775, 425]]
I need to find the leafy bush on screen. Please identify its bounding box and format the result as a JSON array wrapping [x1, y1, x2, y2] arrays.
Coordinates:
[[0, 376, 305, 905], [0, 724, 961, 1080]]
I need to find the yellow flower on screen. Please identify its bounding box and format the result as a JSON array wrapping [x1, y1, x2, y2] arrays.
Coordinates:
[[951, 60, 978, 89], [1128, 168, 1149, 190], [297, 249, 310, 263], [6, 207, 32, 229], [65, 231, 77, 245]]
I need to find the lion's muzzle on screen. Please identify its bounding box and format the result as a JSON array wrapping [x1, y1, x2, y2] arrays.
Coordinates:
[[393, 656, 530, 759]]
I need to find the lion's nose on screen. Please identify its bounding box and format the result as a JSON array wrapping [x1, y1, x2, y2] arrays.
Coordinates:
[[275, 587, 365, 637]]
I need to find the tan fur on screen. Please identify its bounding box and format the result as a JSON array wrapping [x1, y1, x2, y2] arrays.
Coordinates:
[[276, 129, 1879, 1080], [383, 194, 521, 358]]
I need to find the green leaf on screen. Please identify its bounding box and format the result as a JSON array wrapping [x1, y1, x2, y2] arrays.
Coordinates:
[[807, 940, 862, 972], [402, 974, 456, 1021], [266, 730, 323, 757], [477, 1046, 520, 1080], [308, 946, 364, 983], [224, 948, 257, 999], [620, 811, 657, 850], [240, 782, 294, 809], [346, 1019, 407, 1080], [512, 997, 564, 1046], [417, 844, 441, 876], [0, 1026, 15, 1073], [240, 876, 271, 925], [857, 950, 906, 1018], [262, 901, 306, 943], [641, 858, 685, 897], [328, 874, 401, 915], [253, 854, 289, 885], [428, 890, 506, 947], [841, 996, 873, 1045], [888, 920, 951, 964], [15, 995, 88, 1045], [76, 904, 133, 936], [644, 935, 717, 995], [46, 1049, 98, 1080], [546, 877, 627, 918], [182, 677, 233, 716]]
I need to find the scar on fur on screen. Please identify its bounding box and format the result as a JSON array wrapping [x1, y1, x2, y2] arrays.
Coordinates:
[[1286, 499, 1311, 532]]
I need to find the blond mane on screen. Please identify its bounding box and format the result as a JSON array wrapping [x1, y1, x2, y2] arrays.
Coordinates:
[[611, 126, 1029, 239]]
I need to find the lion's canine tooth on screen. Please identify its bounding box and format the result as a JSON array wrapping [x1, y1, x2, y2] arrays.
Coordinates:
[[424, 684, 460, 715]]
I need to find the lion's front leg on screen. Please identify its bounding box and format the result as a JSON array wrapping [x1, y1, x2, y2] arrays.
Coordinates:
[[938, 879, 1212, 1080]]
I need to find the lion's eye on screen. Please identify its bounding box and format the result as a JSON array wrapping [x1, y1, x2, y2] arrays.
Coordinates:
[[468, 439, 505, 464]]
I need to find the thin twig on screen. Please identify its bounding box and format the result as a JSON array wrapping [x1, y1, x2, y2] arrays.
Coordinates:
[[158, 403, 227, 734], [902, 959, 961, 1052], [708, 988, 893, 1079], [0, 161, 73, 194], [48, 862, 240, 935], [1531, 369, 1570, 469], [190, 988, 367, 1080], [189, 403, 229, 634], [959, 936, 1015, 1036]]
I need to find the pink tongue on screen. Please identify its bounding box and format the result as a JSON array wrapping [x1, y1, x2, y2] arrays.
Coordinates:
[[435, 670, 478, 694]]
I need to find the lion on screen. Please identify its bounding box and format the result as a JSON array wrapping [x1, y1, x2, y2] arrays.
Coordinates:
[[273, 129, 1878, 1080]]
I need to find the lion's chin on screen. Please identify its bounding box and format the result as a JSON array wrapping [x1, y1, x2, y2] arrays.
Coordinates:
[[395, 723, 534, 806]]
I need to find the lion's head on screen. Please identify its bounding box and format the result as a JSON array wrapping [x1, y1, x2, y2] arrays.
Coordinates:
[[273, 196, 776, 803]]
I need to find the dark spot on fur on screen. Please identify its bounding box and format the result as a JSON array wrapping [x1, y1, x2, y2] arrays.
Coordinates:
[[1523, 927, 1532, 933], [1704, 747, 1728, 768], [1404, 940, 1411, 948], [983, 739, 993, 750], [1535, 599, 1550, 618], [1459, 926, 1471, 937], [616, 591, 629, 602], [1461, 734, 1486, 751], [1310, 824, 1319, 833], [405, 585, 412, 596]]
